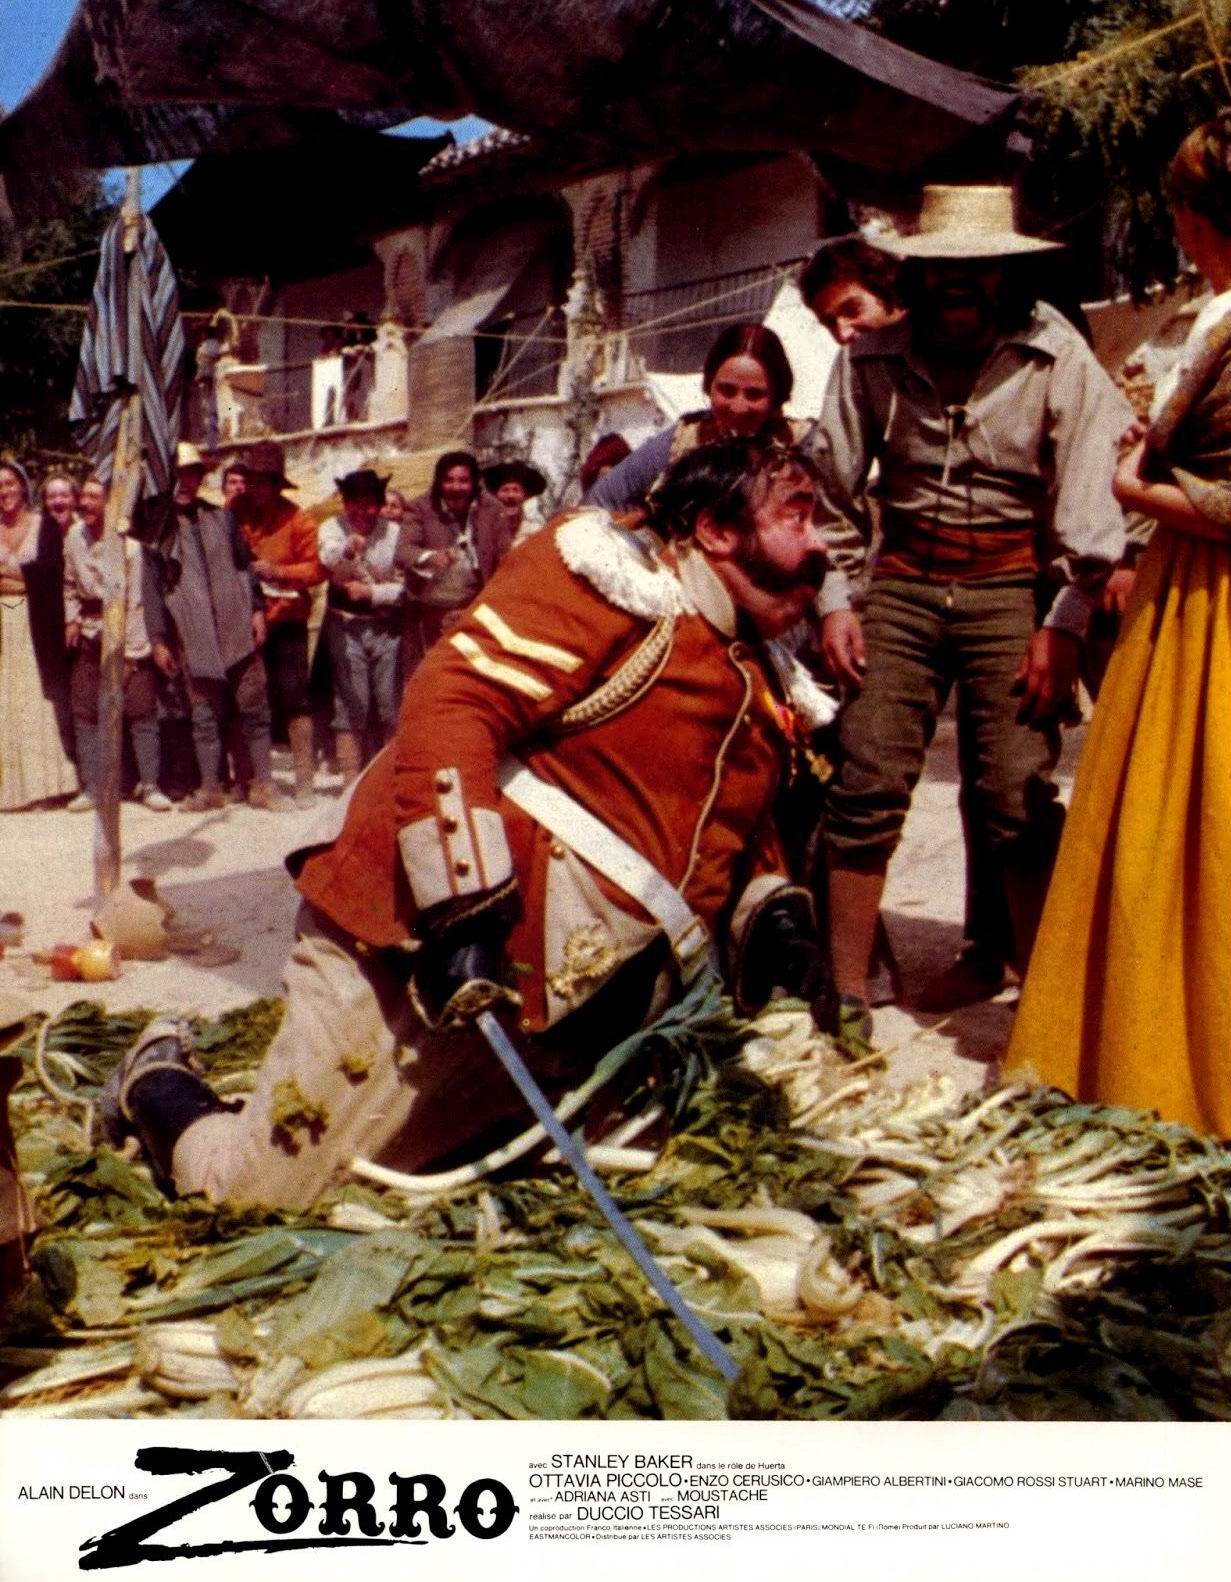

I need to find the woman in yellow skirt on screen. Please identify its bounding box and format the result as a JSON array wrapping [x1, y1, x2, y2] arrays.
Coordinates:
[[1006, 114, 1231, 1138]]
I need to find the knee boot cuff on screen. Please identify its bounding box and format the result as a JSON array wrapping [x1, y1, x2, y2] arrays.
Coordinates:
[[124, 1067, 231, 1194]]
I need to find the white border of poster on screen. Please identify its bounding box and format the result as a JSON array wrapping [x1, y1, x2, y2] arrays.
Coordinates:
[[0, 1417, 1226, 1580], [2, 3, 1230, 1580]]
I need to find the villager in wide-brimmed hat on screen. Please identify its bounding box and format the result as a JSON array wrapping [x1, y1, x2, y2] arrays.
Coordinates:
[[481, 459, 547, 498], [149, 434, 283, 814], [233, 439, 322, 808], [484, 459, 549, 548], [804, 179, 1131, 1043], [319, 471, 403, 786], [237, 440, 296, 492], [880, 184, 1063, 259], [335, 467, 390, 503]]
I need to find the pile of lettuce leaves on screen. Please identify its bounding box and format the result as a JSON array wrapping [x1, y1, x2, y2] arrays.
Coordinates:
[[1, 998, 1230, 1422]]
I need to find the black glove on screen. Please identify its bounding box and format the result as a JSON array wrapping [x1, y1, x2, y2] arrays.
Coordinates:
[[735, 887, 837, 1032], [411, 881, 523, 1030]]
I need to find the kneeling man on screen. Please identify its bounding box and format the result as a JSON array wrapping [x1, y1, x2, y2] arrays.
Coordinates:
[[105, 441, 838, 1210]]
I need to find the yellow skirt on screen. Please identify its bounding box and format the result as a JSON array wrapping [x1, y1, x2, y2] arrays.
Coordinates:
[[1004, 527, 1231, 1136]]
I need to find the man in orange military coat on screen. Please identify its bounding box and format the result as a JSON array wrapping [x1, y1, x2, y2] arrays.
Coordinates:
[[104, 440, 838, 1210]]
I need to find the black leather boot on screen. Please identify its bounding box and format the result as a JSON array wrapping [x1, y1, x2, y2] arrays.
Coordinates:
[[100, 1020, 232, 1195]]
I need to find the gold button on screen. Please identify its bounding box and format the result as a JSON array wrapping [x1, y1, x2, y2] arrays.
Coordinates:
[[435, 771, 453, 793], [520, 1018, 532, 1031], [550, 841, 566, 859], [442, 815, 459, 833], [454, 858, 471, 876]]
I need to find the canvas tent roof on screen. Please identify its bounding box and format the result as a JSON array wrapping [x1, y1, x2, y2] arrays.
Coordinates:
[[149, 130, 450, 281], [0, 1, 1020, 224]]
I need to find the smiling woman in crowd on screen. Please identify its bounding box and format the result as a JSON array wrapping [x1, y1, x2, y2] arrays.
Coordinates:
[[40, 473, 81, 537], [585, 322, 801, 514]]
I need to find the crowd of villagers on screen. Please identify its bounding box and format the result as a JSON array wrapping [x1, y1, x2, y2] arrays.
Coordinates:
[[3, 114, 1231, 1219]]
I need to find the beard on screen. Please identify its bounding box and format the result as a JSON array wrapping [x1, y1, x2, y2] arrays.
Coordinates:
[[917, 280, 1000, 352], [736, 538, 827, 596]]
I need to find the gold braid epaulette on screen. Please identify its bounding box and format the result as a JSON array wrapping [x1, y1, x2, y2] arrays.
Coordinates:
[[554, 615, 675, 734]]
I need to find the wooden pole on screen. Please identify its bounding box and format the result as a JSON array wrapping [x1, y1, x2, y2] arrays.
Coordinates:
[[93, 170, 145, 904]]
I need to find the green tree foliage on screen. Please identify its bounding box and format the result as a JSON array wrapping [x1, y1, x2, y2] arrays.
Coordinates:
[[0, 170, 115, 470], [1021, 2, 1230, 296], [875, 1, 1231, 296]]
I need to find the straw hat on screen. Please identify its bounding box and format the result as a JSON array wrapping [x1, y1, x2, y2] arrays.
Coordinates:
[[881, 185, 1062, 259], [175, 441, 212, 473]]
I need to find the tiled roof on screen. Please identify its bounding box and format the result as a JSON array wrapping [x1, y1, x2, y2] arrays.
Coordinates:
[[421, 126, 534, 181]]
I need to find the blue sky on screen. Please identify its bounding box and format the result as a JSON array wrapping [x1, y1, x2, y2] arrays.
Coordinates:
[[0, 0, 78, 112], [0, 0, 488, 205]]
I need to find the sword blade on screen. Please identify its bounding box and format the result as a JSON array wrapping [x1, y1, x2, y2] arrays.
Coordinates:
[[475, 1010, 739, 1386]]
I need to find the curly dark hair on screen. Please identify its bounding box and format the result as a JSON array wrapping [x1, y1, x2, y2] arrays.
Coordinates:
[[645, 438, 819, 542], [798, 236, 902, 311], [430, 450, 481, 511], [700, 323, 794, 409], [1169, 110, 1231, 235]]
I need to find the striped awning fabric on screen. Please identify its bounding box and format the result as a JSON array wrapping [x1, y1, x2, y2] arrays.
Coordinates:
[[70, 211, 185, 509]]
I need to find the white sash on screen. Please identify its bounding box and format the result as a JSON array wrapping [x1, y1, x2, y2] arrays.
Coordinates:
[[497, 760, 712, 983]]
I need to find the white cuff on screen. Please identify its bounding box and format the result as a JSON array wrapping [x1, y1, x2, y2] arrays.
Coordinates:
[[817, 569, 853, 617], [1043, 583, 1094, 640]]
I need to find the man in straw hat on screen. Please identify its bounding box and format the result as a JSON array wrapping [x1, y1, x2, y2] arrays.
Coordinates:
[[143, 442, 286, 811], [233, 440, 324, 807], [806, 184, 1132, 1047]]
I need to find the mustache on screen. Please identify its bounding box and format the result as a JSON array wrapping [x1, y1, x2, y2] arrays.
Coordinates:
[[930, 281, 996, 310], [741, 547, 828, 594]]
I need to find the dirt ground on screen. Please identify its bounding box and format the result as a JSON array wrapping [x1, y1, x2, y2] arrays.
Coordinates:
[[0, 715, 1085, 1091]]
